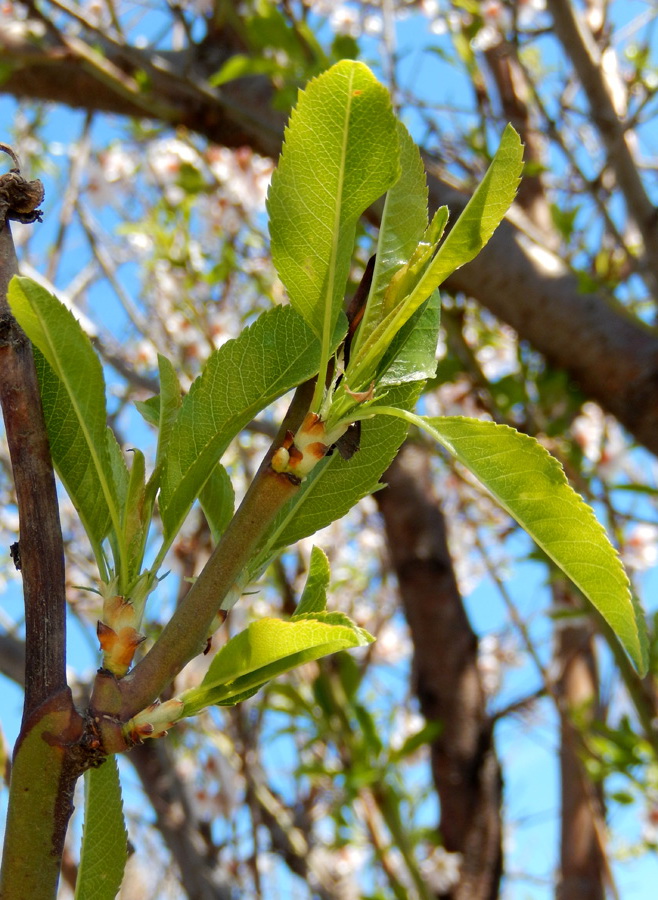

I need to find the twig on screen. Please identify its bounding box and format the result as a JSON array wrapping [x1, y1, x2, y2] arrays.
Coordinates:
[[546, 0, 658, 294]]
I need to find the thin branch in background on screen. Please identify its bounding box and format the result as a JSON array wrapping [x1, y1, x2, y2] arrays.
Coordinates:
[[45, 112, 93, 284], [514, 52, 642, 275], [75, 200, 151, 337], [470, 526, 620, 900], [546, 0, 658, 296]]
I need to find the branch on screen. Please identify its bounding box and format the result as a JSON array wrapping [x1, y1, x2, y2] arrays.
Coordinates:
[[0, 18, 285, 158], [553, 578, 608, 900], [128, 740, 233, 900], [0, 631, 26, 686], [546, 0, 658, 292], [376, 443, 502, 900], [428, 172, 658, 458], [0, 149, 67, 717], [89, 381, 315, 740]]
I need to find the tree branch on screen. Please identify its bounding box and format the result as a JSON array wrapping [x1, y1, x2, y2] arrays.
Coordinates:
[[428, 172, 658, 458], [377, 443, 502, 900], [0, 154, 67, 718], [128, 740, 233, 900], [546, 0, 658, 292]]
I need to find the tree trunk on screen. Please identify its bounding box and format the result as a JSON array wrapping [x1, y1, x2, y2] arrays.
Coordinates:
[[554, 580, 606, 900], [377, 442, 502, 900]]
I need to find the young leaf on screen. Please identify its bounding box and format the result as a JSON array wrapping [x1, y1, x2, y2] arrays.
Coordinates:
[[74, 757, 128, 900], [347, 126, 523, 390], [31, 353, 111, 564], [414, 124, 524, 293], [354, 120, 429, 356], [374, 410, 647, 675], [123, 448, 148, 580], [294, 546, 330, 616], [154, 353, 183, 470], [179, 614, 373, 715], [158, 304, 324, 544], [374, 290, 441, 388], [268, 59, 400, 396], [8, 276, 125, 575]]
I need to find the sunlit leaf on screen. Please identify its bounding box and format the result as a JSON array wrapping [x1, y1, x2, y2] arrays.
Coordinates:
[[159, 305, 325, 543], [374, 409, 647, 675], [294, 546, 330, 616], [180, 614, 373, 715], [355, 120, 429, 352], [268, 60, 399, 353], [347, 126, 522, 389]]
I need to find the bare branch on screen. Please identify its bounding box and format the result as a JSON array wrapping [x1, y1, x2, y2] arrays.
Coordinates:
[[128, 740, 233, 900], [0, 156, 67, 717], [546, 0, 658, 293], [377, 443, 502, 900]]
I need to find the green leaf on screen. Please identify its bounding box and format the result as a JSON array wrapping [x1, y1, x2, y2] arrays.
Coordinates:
[[347, 126, 522, 390], [376, 290, 441, 387], [411, 124, 524, 298], [122, 448, 148, 580], [32, 353, 111, 563], [9, 277, 124, 575], [180, 614, 373, 715], [199, 463, 235, 542], [268, 60, 399, 351], [345, 208, 449, 393], [209, 54, 278, 87], [154, 354, 183, 470], [159, 305, 324, 544], [376, 410, 647, 675], [134, 396, 159, 427], [294, 546, 330, 616], [75, 757, 128, 900], [355, 120, 428, 354]]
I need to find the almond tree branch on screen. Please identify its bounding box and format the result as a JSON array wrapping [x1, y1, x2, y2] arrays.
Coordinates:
[[376, 443, 502, 900], [129, 740, 234, 900], [0, 155, 67, 717], [0, 149, 85, 900], [546, 0, 658, 293]]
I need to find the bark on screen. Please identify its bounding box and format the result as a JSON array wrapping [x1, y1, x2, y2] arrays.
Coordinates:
[[553, 581, 606, 900], [377, 443, 502, 900], [0, 216, 67, 717], [129, 740, 234, 900], [0, 159, 85, 899], [3, 18, 658, 459], [430, 174, 658, 458]]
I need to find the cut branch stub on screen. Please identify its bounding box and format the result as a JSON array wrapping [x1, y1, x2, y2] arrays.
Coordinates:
[[0, 144, 45, 225]]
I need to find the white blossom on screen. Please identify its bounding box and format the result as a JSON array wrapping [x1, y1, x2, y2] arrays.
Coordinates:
[[478, 633, 522, 696], [623, 523, 658, 572], [419, 845, 463, 893]]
